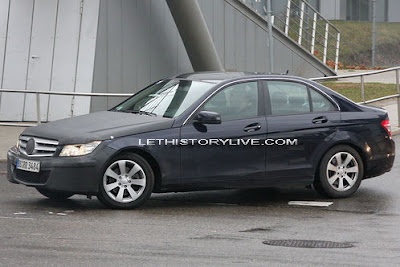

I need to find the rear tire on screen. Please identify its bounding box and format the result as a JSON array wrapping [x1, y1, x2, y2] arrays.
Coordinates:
[[97, 153, 154, 209], [36, 188, 74, 200], [314, 145, 363, 198]]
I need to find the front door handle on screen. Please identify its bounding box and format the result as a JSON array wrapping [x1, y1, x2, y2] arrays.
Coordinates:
[[312, 116, 328, 124], [244, 123, 261, 132]]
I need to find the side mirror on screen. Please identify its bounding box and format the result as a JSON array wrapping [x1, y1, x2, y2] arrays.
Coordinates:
[[193, 111, 221, 125]]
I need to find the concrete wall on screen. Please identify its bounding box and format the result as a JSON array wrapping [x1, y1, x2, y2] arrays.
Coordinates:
[[0, 0, 100, 122], [91, 0, 333, 112], [388, 0, 400, 22], [376, 0, 387, 22], [91, 0, 193, 112], [201, 0, 333, 77], [320, 0, 342, 20], [319, 0, 400, 22], [0, 0, 335, 120]]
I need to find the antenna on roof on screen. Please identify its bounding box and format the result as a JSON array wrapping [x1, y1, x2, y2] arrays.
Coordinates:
[[275, 70, 289, 75]]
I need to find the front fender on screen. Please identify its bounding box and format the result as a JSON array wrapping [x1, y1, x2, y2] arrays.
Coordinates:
[[104, 128, 181, 189]]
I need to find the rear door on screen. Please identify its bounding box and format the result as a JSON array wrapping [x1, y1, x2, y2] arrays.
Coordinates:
[[263, 80, 341, 183]]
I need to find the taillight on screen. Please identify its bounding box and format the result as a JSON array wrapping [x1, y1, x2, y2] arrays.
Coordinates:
[[381, 119, 392, 136]]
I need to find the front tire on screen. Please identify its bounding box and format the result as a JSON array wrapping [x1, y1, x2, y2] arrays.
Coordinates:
[[36, 188, 74, 200], [97, 153, 154, 209], [314, 145, 364, 198]]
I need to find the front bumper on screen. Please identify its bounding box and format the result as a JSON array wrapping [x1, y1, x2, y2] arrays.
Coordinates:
[[7, 145, 116, 195]]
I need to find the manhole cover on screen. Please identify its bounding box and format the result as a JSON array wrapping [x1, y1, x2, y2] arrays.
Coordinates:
[[262, 240, 353, 248]]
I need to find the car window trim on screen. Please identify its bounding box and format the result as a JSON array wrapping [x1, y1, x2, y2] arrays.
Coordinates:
[[307, 86, 313, 112], [266, 110, 339, 117], [269, 78, 340, 111], [260, 80, 272, 115], [257, 80, 266, 117], [262, 79, 339, 116], [183, 77, 340, 125]]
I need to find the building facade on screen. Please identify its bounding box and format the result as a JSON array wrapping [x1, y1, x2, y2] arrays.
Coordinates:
[[246, 0, 400, 22], [0, 0, 335, 122], [317, 0, 400, 22]]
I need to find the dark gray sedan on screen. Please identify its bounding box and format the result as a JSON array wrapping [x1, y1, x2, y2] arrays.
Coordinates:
[[7, 72, 395, 209]]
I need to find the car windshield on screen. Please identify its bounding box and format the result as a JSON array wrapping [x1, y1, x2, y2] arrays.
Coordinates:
[[112, 79, 215, 118]]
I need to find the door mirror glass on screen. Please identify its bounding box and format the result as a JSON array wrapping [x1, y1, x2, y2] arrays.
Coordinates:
[[193, 111, 221, 124]]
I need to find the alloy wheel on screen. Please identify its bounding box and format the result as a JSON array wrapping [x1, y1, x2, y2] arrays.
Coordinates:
[[103, 159, 146, 203], [326, 152, 359, 192]]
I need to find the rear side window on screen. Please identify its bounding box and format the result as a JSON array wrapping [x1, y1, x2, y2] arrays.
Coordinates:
[[264, 81, 337, 115], [265, 81, 310, 115], [310, 88, 337, 112]]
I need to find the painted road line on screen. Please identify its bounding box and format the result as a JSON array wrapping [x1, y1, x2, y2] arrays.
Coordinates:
[[288, 201, 333, 207]]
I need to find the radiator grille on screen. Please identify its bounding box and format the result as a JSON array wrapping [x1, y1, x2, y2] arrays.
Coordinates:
[[19, 135, 59, 157]]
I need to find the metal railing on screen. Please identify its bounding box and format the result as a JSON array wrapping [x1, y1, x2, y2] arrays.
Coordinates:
[[311, 66, 400, 126], [1, 67, 399, 127], [241, 0, 341, 72], [0, 89, 132, 126]]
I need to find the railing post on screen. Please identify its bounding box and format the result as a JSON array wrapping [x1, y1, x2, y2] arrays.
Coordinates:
[[298, 1, 305, 45], [323, 22, 329, 64], [396, 69, 400, 127], [36, 92, 41, 125], [335, 32, 340, 72], [285, 0, 291, 35], [311, 12, 317, 55], [361, 75, 365, 103], [266, 0, 274, 73]]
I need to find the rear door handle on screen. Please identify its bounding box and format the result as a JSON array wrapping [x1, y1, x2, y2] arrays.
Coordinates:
[[244, 123, 261, 132], [312, 116, 328, 124]]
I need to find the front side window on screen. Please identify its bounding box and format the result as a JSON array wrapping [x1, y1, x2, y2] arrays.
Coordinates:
[[203, 81, 259, 121], [112, 79, 214, 118]]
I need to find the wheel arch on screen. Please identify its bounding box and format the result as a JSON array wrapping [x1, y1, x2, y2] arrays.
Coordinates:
[[107, 147, 162, 192], [313, 141, 368, 183]]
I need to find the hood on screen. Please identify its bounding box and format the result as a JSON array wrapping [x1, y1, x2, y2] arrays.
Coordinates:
[[22, 111, 175, 144]]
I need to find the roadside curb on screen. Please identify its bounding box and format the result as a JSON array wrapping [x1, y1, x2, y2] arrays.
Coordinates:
[[392, 129, 400, 136]]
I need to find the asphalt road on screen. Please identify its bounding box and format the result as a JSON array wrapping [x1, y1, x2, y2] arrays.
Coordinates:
[[0, 135, 399, 266]]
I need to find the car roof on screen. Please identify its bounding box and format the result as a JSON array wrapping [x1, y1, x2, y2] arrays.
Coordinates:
[[174, 71, 300, 84]]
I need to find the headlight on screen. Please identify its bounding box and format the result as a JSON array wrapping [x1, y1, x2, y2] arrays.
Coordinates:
[[60, 141, 101, 157], [16, 139, 20, 149]]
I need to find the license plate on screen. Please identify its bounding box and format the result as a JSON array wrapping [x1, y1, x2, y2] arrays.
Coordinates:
[[16, 158, 40, 173]]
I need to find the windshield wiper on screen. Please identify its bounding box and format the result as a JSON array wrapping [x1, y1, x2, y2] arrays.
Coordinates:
[[120, 110, 157, 116]]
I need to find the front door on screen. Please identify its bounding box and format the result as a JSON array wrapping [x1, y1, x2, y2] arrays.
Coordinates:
[[180, 81, 267, 189]]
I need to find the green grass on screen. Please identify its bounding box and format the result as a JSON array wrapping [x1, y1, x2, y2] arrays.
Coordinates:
[[273, 17, 400, 67], [331, 21, 400, 67], [321, 82, 398, 102]]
